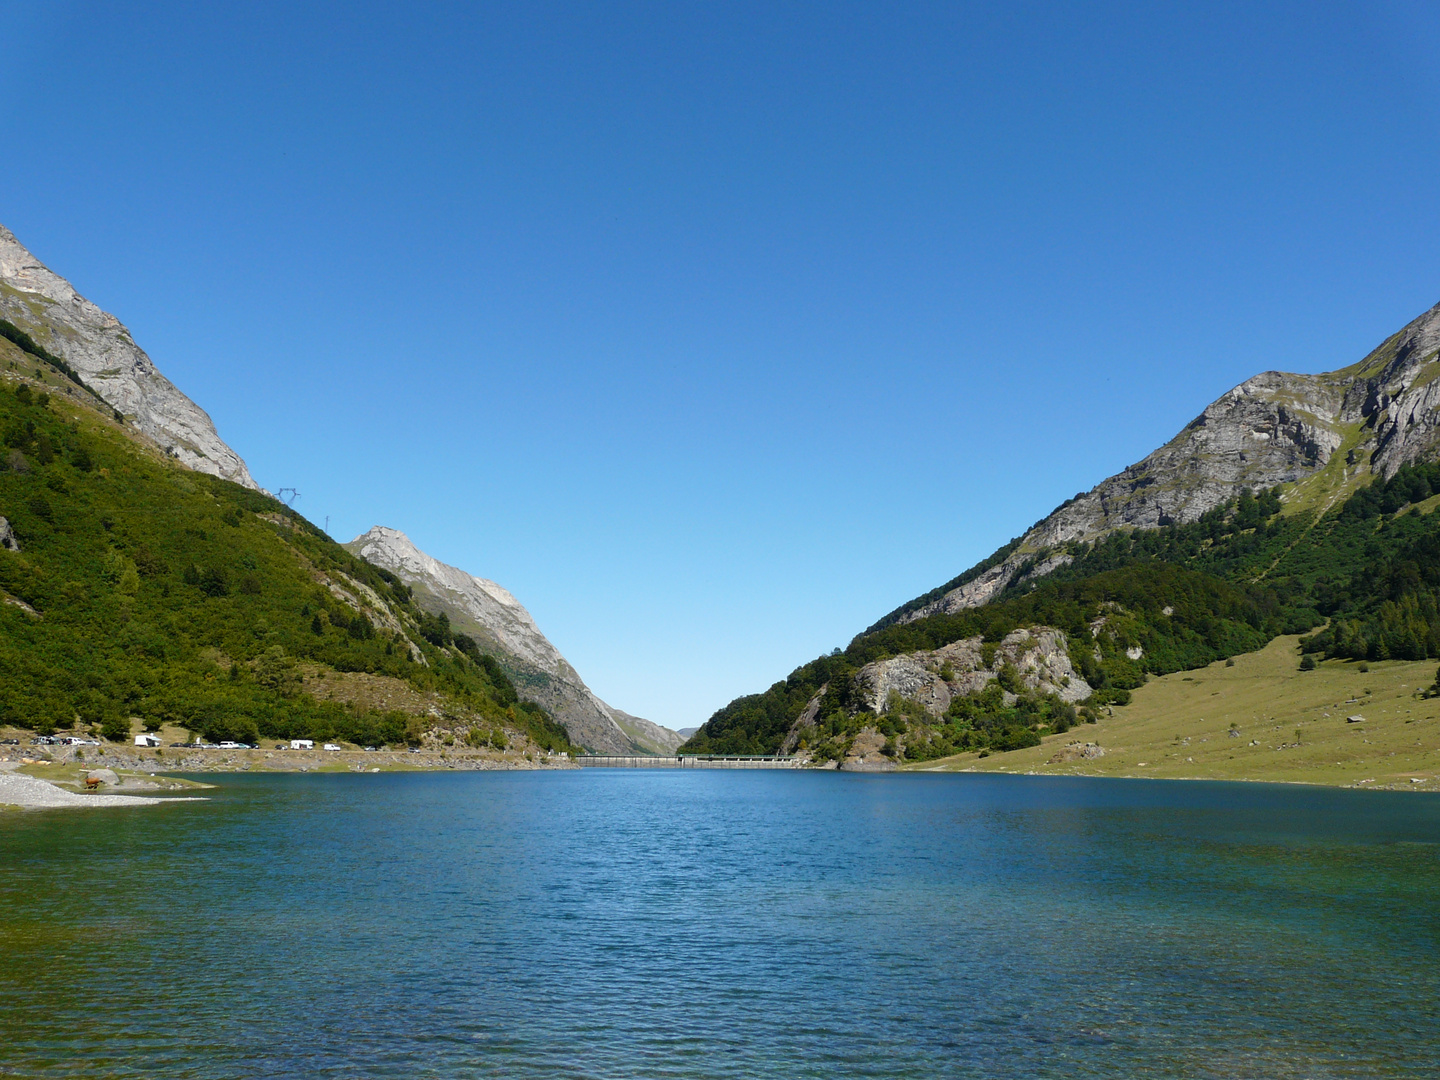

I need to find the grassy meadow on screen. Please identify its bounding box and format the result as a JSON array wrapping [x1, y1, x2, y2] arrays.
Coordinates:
[[907, 634, 1440, 790]]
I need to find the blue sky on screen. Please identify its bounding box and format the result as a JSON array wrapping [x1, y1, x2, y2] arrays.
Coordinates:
[[4, 2, 1440, 730]]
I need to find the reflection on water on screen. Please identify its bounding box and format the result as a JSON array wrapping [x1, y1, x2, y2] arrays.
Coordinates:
[[2, 771, 1438, 1078]]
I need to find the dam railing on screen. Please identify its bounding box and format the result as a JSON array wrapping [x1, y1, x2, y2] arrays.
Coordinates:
[[575, 755, 800, 769]]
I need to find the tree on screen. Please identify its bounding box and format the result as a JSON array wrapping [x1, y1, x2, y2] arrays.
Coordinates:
[[255, 646, 300, 697]]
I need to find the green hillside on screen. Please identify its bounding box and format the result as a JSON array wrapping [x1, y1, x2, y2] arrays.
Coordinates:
[[0, 355, 572, 752], [681, 466, 1440, 759]]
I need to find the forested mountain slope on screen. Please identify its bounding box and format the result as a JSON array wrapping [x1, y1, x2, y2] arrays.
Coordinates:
[[0, 352, 572, 753], [682, 301, 1440, 765]]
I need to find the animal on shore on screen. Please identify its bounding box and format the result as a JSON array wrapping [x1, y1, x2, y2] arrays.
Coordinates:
[[84, 777, 101, 792]]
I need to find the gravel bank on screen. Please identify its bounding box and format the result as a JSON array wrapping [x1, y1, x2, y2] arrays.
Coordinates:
[[0, 768, 205, 810]]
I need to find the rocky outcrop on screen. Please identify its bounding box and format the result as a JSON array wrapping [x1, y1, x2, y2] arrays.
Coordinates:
[[1048, 742, 1105, 763], [779, 687, 828, 756], [346, 526, 677, 755], [0, 516, 18, 552], [837, 728, 897, 771], [854, 627, 1091, 719], [902, 300, 1440, 620], [0, 223, 256, 489]]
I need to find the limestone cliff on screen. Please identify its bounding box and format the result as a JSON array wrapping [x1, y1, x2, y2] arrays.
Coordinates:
[[346, 527, 677, 755], [0, 223, 256, 488], [887, 299, 1440, 623]]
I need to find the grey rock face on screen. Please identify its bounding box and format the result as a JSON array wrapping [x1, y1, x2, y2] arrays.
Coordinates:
[[0, 516, 18, 552], [0, 224, 256, 489], [346, 526, 676, 755], [855, 627, 1091, 718], [907, 300, 1440, 619]]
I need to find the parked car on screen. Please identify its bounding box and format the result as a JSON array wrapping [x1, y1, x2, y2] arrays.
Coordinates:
[[0, 737, 18, 745], [217, 741, 242, 749], [363, 746, 377, 752], [275, 744, 287, 750], [169, 742, 189, 748], [33, 736, 57, 745]]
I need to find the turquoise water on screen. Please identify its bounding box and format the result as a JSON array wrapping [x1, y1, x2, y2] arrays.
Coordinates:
[[1, 771, 1438, 1078]]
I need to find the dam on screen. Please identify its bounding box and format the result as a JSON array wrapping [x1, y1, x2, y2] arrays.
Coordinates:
[[575, 755, 800, 769]]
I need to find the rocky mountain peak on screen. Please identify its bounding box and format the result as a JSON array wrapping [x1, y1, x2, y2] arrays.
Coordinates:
[[889, 298, 1440, 623], [0, 223, 256, 489]]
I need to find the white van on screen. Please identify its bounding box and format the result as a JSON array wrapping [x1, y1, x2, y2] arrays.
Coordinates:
[[323, 743, 342, 752]]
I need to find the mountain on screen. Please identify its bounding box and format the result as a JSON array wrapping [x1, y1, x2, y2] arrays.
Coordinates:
[[0, 224, 255, 489], [345, 527, 680, 755], [875, 300, 1440, 628], [682, 298, 1440, 766], [0, 230, 576, 758], [0, 353, 574, 752]]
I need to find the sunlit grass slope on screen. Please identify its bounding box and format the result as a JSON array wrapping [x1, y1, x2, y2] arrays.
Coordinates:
[[910, 633, 1440, 789]]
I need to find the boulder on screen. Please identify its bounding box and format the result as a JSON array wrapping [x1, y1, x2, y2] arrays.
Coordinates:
[[0, 516, 18, 552], [85, 768, 120, 786]]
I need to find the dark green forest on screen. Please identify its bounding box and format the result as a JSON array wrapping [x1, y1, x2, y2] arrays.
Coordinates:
[[682, 463, 1440, 757], [0, 380, 572, 751]]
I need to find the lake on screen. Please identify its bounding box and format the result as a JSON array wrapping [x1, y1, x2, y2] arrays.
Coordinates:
[[2, 770, 1438, 1078]]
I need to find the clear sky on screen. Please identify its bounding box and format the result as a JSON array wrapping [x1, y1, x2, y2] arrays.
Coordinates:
[[3, 2, 1440, 730]]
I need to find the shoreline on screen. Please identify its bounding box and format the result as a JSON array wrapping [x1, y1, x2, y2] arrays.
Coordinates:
[[907, 760, 1438, 792], [0, 763, 207, 811]]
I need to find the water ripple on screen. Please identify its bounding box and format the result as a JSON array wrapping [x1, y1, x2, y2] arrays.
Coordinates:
[[2, 771, 1438, 1077]]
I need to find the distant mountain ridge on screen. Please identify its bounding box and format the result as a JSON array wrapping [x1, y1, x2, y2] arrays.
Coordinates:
[[345, 527, 680, 756], [0, 224, 256, 489], [876, 299, 1440, 627]]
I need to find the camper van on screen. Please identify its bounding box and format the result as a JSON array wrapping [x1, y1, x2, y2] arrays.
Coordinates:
[[290, 739, 314, 750], [134, 733, 161, 747]]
